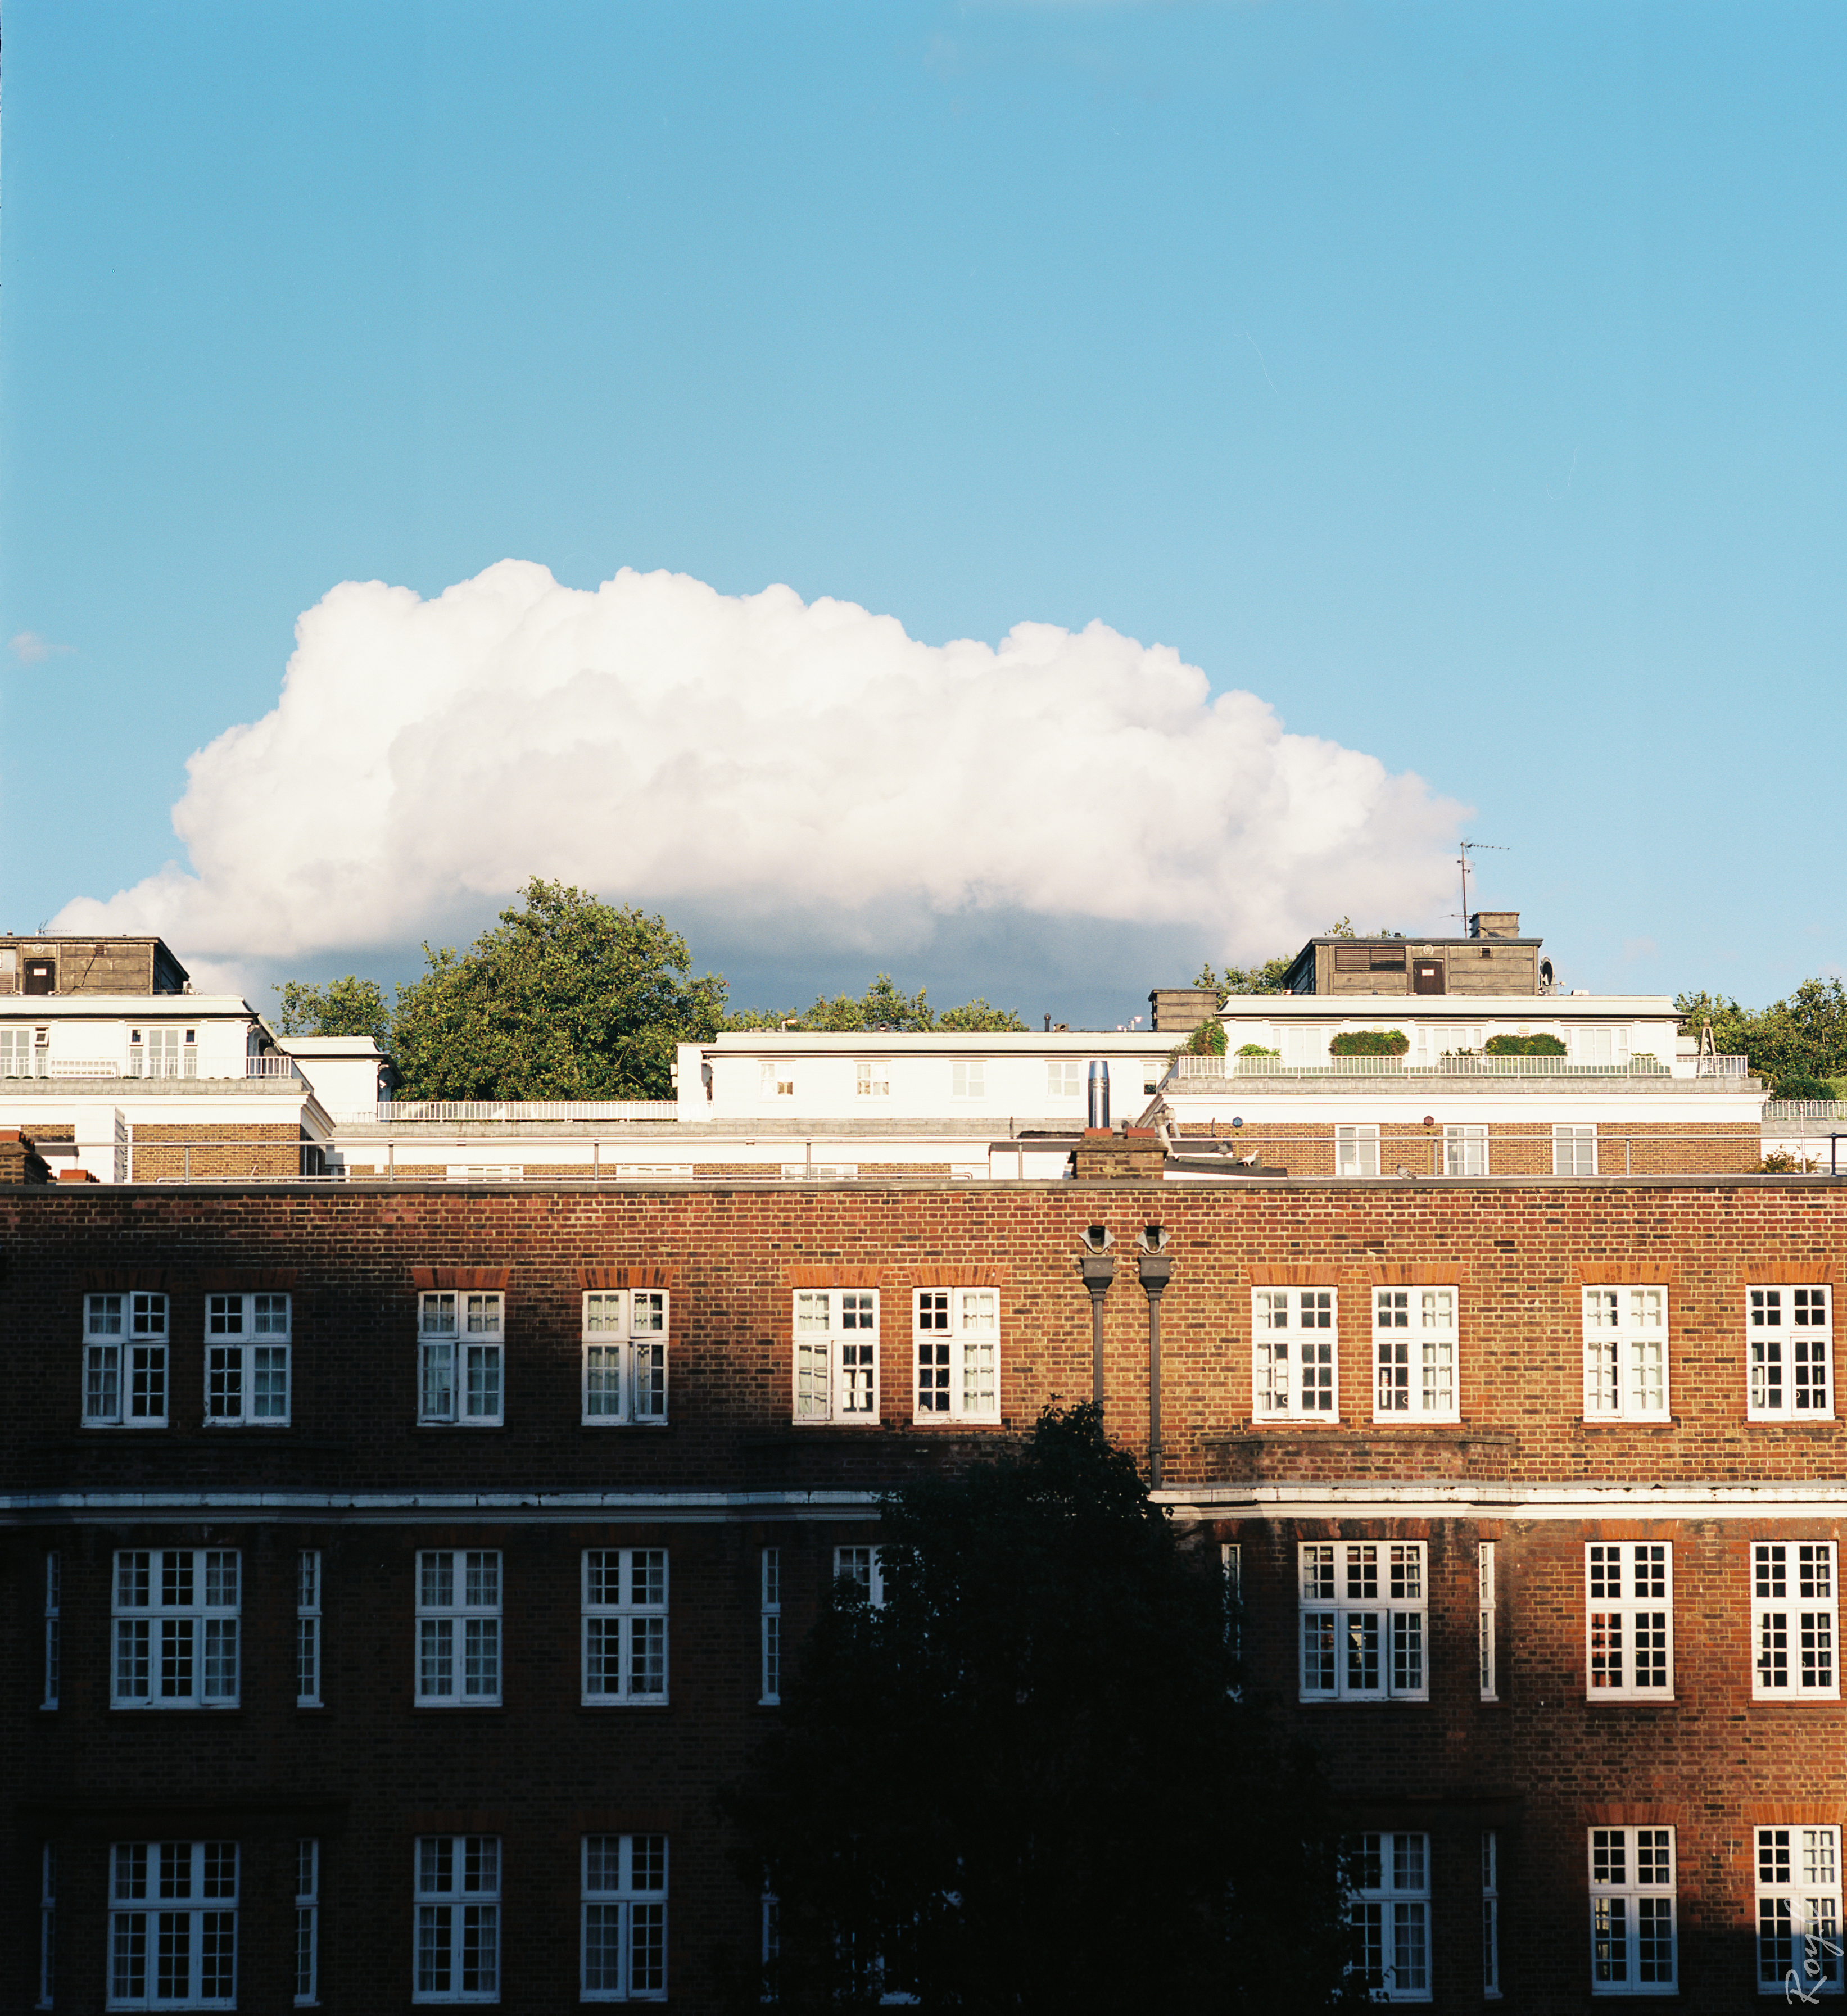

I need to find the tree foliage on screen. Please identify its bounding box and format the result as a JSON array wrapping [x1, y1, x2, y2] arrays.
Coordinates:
[[1483, 1032, 1567, 1057], [1195, 955, 1293, 998], [723, 1406, 1354, 2015], [390, 879, 727, 1100], [724, 973, 1027, 1034], [1677, 977, 1847, 1097], [272, 976, 391, 1043]]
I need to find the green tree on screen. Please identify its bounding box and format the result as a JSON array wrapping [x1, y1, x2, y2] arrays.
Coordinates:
[[723, 975, 1026, 1034], [1194, 954, 1294, 999], [390, 878, 726, 1100], [723, 1406, 1353, 2014], [1677, 977, 1847, 1095], [273, 975, 391, 1043]]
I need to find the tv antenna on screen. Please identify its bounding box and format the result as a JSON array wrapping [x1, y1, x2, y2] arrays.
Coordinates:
[[1457, 841, 1508, 931]]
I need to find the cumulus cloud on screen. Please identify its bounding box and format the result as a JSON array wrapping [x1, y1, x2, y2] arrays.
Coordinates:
[[9, 631, 75, 663], [53, 561, 1465, 967]]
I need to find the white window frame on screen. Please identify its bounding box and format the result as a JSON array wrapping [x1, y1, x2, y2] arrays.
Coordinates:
[[128, 1025, 198, 1079], [1753, 1542, 1838, 1699], [1478, 1542, 1497, 1701], [950, 1059, 986, 1100], [419, 1292, 504, 1426], [1336, 1123, 1380, 1177], [1586, 1543, 1673, 1699], [1251, 1288, 1339, 1420], [295, 1840, 320, 2007], [203, 1292, 292, 1426], [43, 1552, 60, 1710], [1348, 1832, 1431, 2001], [1590, 1826, 1677, 1994], [107, 1842, 238, 2010], [1372, 1288, 1459, 1422], [1756, 1824, 1843, 1998], [581, 1834, 668, 2002], [296, 1551, 322, 1707], [793, 1289, 880, 1424], [416, 1551, 501, 1707], [1445, 1123, 1488, 1176], [113, 1551, 240, 1710], [912, 1288, 1001, 1422], [1582, 1288, 1669, 1420], [1570, 1025, 1630, 1069], [581, 1290, 669, 1425], [1047, 1059, 1083, 1100], [760, 1061, 795, 1099], [1555, 1123, 1598, 1176], [760, 1548, 782, 1705], [1748, 1286, 1834, 1420], [1482, 1831, 1501, 1999], [414, 1836, 500, 2003], [834, 1545, 885, 1607], [84, 1292, 169, 1429], [1299, 1542, 1427, 1701], [854, 1060, 890, 1099], [582, 1549, 668, 1705]]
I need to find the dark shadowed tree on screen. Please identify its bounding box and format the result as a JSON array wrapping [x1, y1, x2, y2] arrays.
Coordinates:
[[722, 1406, 1355, 2014], [390, 878, 727, 1099]]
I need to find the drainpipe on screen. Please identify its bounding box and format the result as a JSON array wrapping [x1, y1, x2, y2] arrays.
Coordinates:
[[1078, 1226, 1116, 1413], [1136, 1226, 1173, 1489]]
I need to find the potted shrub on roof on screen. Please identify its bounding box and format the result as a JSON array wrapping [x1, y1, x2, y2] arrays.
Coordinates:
[[1484, 1033, 1567, 1057], [1328, 1029, 1409, 1057]]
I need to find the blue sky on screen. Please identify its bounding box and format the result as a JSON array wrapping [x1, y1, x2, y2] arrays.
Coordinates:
[[2, 2, 1842, 1025]]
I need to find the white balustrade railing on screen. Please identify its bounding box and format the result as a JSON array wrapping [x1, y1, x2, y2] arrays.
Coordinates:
[[1171, 1053, 1719, 1081], [44, 1058, 123, 1078], [365, 1099, 680, 1123]]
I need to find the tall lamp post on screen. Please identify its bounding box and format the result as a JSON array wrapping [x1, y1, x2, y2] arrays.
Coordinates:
[[1136, 1225, 1172, 1489], [1078, 1224, 1115, 1413]]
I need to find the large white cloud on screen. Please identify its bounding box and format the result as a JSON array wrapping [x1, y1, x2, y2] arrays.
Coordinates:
[[55, 561, 1465, 966]]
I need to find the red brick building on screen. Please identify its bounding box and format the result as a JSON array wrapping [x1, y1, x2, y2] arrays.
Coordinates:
[[6, 1165, 1843, 2010]]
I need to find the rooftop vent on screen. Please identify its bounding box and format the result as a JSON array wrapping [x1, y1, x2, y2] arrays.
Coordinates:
[[1469, 912, 1520, 940]]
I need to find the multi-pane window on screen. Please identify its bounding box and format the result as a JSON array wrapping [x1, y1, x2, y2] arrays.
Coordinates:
[[114, 1552, 240, 1709], [1748, 1287, 1834, 1420], [912, 1288, 1000, 1421], [84, 1292, 169, 1428], [760, 1061, 794, 1099], [418, 1292, 504, 1426], [129, 1026, 197, 1079], [950, 1060, 985, 1099], [1582, 1288, 1669, 1420], [43, 1552, 60, 1709], [1349, 1832, 1430, 2001], [38, 1845, 55, 2010], [1590, 1827, 1676, 1993], [835, 1545, 885, 1607], [1445, 1123, 1488, 1176], [108, 1842, 238, 2010], [1478, 1543, 1498, 1701], [203, 1293, 291, 1424], [1373, 1289, 1458, 1421], [760, 1548, 782, 1705], [1482, 1832, 1501, 1999], [1586, 1544, 1673, 1698], [1299, 1542, 1427, 1701], [416, 1552, 501, 1706], [295, 1841, 320, 2006], [297, 1552, 323, 1706], [1336, 1123, 1380, 1177], [1251, 1288, 1338, 1419], [1555, 1124, 1597, 1176], [1753, 1543, 1838, 1698], [1756, 1825, 1842, 1998], [582, 1550, 668, 1704], [1047, 1060, 1082, 1099], [414, 1837, 499, 2003], [581, 1291, 668, 1425], [582, 1835, 668, 2001], [854, 1061, 890, 1099], [793, 1290, 880, 1424]]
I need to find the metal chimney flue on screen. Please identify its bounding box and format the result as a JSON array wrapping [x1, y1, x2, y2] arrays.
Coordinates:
[[1087, 1059, 1110, 1130]]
